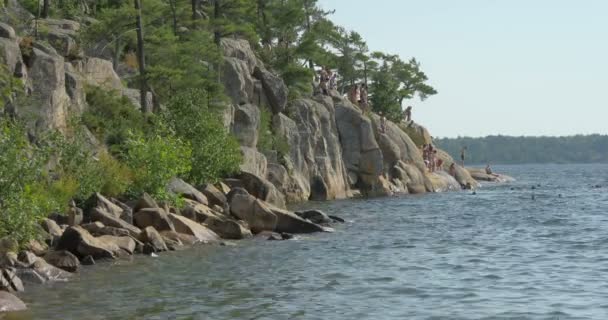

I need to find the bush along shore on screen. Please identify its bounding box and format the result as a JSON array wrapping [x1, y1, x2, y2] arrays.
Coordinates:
[[0, 1, 513, 312]]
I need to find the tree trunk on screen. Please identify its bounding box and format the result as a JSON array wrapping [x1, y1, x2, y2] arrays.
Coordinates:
[[112, 37, 121, 71], [169, 0, 177, 35], [134, 0, 148, 113], [213, 0, 221, 46], [191, 0, 198, 21], [42, 0, 50, 18]]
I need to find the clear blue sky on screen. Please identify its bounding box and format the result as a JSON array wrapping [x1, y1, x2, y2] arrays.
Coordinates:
[[319, 0, 608, 138]]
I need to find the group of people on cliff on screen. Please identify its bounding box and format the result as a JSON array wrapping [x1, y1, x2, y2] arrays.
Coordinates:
[[423, 144, 442, 172]]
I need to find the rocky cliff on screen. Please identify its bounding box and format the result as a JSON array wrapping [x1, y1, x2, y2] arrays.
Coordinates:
[[218, 38, 477, 202], [0, 11, 477, 206]]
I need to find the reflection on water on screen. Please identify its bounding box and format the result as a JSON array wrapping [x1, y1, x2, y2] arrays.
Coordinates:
[[12, 164, 608, 319]]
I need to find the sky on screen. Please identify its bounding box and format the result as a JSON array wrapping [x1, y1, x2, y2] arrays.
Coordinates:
[[318, 0, 608, 138]]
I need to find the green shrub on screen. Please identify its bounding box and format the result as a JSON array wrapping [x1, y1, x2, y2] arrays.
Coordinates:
[[257, 105, 291, 161], [163, 89, 242, 185], [98, 152, 133, 198], [257, 105, 274, 152], [122, 130, 192, 202], [82, 86, 148, 151], [0, 119, 54, 245]]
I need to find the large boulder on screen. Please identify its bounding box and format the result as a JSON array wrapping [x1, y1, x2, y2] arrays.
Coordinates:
[[295, 210, 332, 225], [0, 269, 24, 292], [40, 218, 63, 238], [43, 250, 80, 273], [167, 213, 219, 243], [0, 22, 16, 40], [133, 193, 159, 213], [81, 222, 130, 238], [159, 231, 198, 247], [269, 206, 325, 234], [253, 65, 287, 114], [181, 200, 221, 223], [91, 193, 123, 219], [167, 178, 208, 205], [239, 147, 268, 178], [0, 37, 24, 79], [56, 226, 121, 259], [133, 208, 175, 232], [220, 38, 258, 74], [232, 104, 260, 148], [229, 193, 277, 234], [89, 207, 141, 237], [138, 227, 168, 253], [222, 57, 255, 105], [17, 252, 72, 283], [203, 216, 252, 240], [22, 44, 71, 132], [97, 236, 136, 254], [200, 184, 227, 208], [0, 291, 27, 312], [237, 171, 286, 209]]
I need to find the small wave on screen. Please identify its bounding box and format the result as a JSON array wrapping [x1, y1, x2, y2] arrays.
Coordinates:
[[541, 218, 568, 226], [483, 274, 502, 280], [390, 286, 426, 296], [399, 265, 431, 271], [365, 276, 395, 283]]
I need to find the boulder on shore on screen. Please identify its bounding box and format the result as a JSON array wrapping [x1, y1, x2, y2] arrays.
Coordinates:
[[229, 193, 277, 234], [203, 216, 252, 240], [167, 178, 209, 205], [138, 226, 168, 253], [167, 213, 219, 243], [0, 291, 27, 312], [295, 210, 332, 225], [43, 250, 80, 273], [56, 226, 121, 259], [133, 208, 175, 232]]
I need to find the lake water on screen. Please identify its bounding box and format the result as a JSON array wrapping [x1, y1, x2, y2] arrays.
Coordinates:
[[12, 164, 608, 319]]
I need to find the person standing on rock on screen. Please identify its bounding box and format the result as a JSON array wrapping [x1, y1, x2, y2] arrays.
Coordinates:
[[319, 67, 330, 95], [329, 72, 337, 90], [379, 112, 387, 133], [404, 106, 413, 122], [460, 147, 467, 167], [360, 83, 369, 113]]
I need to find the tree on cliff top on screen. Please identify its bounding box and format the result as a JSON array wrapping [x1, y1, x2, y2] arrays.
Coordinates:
[[369, 52, 437, 121]]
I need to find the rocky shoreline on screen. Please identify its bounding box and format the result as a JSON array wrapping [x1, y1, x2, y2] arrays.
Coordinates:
[[0, 4, 512, 314], [0, 181, 348, 313], [0, 169, 514, 314]]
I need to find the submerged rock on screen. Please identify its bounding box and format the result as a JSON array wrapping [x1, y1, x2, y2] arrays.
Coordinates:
[[295, 210, 332, 225]]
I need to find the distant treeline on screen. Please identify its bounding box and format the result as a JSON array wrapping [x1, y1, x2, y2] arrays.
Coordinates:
[[435, 135, 608, 164]]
